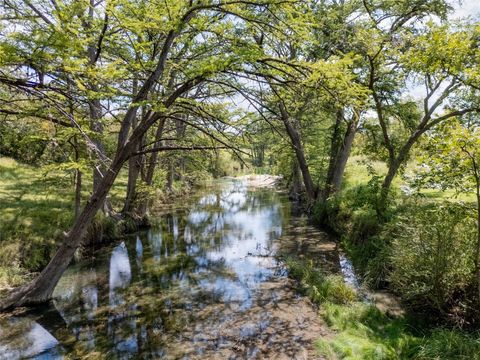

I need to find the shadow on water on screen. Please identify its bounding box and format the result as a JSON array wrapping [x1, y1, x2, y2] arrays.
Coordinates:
[[0, 179, 354, 359]]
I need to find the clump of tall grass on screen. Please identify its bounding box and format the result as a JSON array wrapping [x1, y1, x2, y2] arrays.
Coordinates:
[[284, 257, 357, 305], [317, 301, 480, 360]]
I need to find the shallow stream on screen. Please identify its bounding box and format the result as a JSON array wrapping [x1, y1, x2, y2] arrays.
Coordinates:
[[0, 179, 354, 359]]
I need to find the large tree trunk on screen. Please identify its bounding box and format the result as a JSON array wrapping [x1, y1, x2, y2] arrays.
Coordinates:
[[323, 109, 358, 200], [289, 160, 303, 201], [279, 104, 316, 202], [0, 148, 130, 311], [123, 150, 142, 215], [379, 159, 400, 211], [87, 85, 114, 215], [122, 115, 146, 216], [86, 0, 112, 215], [378, 129, 423, 212]]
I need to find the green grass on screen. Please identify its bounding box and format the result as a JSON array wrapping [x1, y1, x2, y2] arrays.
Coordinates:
[[0, 157, 127, 292], [343, 156, 388, 188], [284, 256, 480, 360], [285, 257, 357, 305], [344, 155, 475, 203], [317, 301, 480, 360]]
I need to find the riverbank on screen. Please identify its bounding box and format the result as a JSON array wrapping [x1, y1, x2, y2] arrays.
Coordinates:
[[279, 159, 480, 358], [284, 256, 480, 359], [0, 156, 198, 293], [256, 156, 480, 358]]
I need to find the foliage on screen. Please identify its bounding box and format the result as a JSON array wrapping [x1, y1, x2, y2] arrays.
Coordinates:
[[0, 0, 479, 354], [415, 120, 480, 196], [389, 202, 477, 319]]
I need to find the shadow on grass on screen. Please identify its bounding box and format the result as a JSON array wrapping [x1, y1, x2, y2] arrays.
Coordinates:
[[0, 162, 75, 281], [317, 301, 480, 359]]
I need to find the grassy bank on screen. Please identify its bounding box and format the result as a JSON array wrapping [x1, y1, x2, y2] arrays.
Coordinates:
[[285, 258, 480, 359], [325, 156, 479, 318], [0, 157, 131, 291], [0, 157, 75, 289], [344, 155, 476, 203], [294, 155, 480, 357]]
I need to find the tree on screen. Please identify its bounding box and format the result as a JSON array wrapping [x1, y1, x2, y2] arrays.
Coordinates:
[[361, 13, 480, 211]]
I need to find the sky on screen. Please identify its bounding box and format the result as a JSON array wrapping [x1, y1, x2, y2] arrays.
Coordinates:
[[452, 0, 480, 19]]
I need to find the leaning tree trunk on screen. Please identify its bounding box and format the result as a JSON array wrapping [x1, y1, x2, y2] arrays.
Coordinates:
[[289, 160, 303, 201], [122, 122, 146, 216], [279, 104, 316, 202], [123, 150, 143, 215], [323, 110, 358, 201], [137, 118, 166, 218], [0, 148, 130, 311], [88, 97, 113, 215], [324, 109, 344, 200], [378, 129, 423, 213]]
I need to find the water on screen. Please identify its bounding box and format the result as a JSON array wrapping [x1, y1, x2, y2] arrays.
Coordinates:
[[0, 179, 352, 359]]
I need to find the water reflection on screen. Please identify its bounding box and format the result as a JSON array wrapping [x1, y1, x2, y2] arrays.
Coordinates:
[[0, 179, 348, 359], [0, 317, 61, 359]]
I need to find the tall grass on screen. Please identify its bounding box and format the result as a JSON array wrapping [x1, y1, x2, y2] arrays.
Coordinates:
[[285, 257, 357, 305]]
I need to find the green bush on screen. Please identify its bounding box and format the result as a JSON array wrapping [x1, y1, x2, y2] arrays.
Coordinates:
[[313, 194, 343, 233], [313, 179, 386, 242], [389, 203, 476, 317]]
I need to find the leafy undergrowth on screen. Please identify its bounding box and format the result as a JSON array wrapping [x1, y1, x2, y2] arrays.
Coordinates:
[[285, 257, 356, 305], [284, 257, 480, 359]]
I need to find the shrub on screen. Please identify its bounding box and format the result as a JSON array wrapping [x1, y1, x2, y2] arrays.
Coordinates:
[[389, 203, 476, 317]]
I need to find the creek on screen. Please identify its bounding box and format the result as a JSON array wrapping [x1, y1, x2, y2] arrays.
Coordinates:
[[0, 179, 356, 359]]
